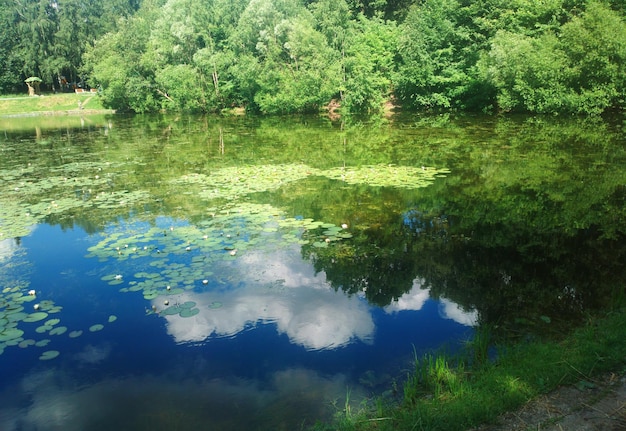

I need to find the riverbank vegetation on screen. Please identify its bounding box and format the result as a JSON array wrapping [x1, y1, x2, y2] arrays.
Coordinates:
[[314, 307, 626, 431], [1, 0, 625, 115]]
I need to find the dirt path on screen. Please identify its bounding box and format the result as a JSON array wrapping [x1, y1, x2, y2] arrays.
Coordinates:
[[471, 372, 626, 431]]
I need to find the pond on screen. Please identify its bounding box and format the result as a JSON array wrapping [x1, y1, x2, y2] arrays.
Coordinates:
[[1, 112, 626, 430]]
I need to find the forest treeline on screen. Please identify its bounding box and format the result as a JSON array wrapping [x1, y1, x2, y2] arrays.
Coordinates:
[[1, 0, 625, 115]]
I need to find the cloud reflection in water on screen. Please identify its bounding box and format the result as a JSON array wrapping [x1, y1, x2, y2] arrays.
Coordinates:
[[157, 246, 375, 350]]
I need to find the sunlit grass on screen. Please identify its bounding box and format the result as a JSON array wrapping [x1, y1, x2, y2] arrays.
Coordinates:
[[0, 92, 110, 115], [313, 309, 626, 431]]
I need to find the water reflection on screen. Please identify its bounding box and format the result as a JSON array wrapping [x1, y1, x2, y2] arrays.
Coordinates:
[[3, 112, 626, 430], [157, 246, 375, 350], [0, 366, 361, 431], [383, 278, 477, 327]]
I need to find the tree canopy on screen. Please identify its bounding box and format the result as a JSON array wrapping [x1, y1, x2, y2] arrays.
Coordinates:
[[1, 0, 625, 115]]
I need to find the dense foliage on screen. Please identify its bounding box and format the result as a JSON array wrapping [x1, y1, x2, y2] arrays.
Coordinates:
[[1, 0, 625, 114]]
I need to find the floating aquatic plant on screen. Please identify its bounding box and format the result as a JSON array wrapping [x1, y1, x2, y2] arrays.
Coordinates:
[[39, 350, 60, 361], [0, 160, 151, 239], [322, 164, 451, 189]]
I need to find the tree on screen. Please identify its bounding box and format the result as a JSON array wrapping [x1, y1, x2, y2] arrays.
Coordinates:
[[395, 0, 482, 110], [482, 1, 626, 114], [342, 15, 398, 113]]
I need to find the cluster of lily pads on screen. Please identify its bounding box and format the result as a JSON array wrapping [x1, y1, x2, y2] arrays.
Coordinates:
[[0, 284, 117, 360], [323, 165, 452, 188], [0, 161, 150, 239], [89, 202, 355, 313], [169, 163, 451, 203], [170, 164, 315, 201]]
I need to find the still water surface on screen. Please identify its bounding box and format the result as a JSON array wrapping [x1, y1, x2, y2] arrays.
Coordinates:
[[1, 113, 625, 430]]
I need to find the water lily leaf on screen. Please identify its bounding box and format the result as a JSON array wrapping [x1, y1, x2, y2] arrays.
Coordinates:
[[108, 315, 117, 323], [180, 308, 200, 318], [49, 326, 67, 336], [18, 339, 35, 348], [35, 325, 52, 334], [22, 312, 48, 323], [160, 305, 182, 316], [0, 328, 24, 341], [89, 324, 104, 332], [39, 350, 60, 361], [69, 330, 83, 338]]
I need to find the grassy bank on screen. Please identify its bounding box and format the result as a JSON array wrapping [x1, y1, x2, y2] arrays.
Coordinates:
[[314, 308, 626, 431], [0, 92, 112, 116]]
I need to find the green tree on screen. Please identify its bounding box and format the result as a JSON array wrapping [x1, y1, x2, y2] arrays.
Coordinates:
[[83, 1, 162, 112], [342, 15, 398, 113], [482, 1, 626, 114], [559, 1, 626, 113], [481, 30, 568, 113], [395, 0, 483, 110]]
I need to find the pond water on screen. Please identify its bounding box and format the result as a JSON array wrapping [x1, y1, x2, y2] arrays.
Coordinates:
[[1, 113, 626, 430]]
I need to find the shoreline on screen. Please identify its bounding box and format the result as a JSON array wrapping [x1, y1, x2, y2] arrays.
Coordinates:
[[1, 109, 116, 118]]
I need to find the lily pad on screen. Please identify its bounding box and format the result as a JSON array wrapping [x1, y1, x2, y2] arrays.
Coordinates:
[[18, 339, 36, 348], [35, 325, 53, 334], [89, 324, 104, 332], [0, 328, 24, 341], [23, 312, 48, 322], [49, 326, 68, 336], [68, 330, 83, 338], [39, 350, 60, 361], [160, 305, 182, 316], [179, 308, 200, 318], [108, 315, 117, 323]]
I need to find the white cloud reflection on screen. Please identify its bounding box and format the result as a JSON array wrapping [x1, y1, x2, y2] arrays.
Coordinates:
[[156, 246, 375, 350], [439, 298, 478, 326], [384, 277, 477, 327], [384, 277, 430, 313], [0, 366, 363, 431]]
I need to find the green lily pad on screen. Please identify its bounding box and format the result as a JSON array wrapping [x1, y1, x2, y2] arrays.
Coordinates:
[[208, 302, 223, 309], [160, 305, 182, 316], [35, 325, 52, 334], [49, 326, 68, 336], [39, 350, 60, 361], [143, 291, 158, 300], [89, 324, 104, 332], [23, 312, 48, 322], [0, 328, 24, 341], [18, 339, 36, 348], [108, 315, 117, 323], [68, 330, 83, 338], [179, 308, 200, 318], [45, 318, 60, 326], [35, 339, 51, 347]]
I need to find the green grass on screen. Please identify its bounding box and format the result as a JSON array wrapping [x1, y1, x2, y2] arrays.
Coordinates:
[[0, 92, 110, 115], [312, 308, 626, 431]]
